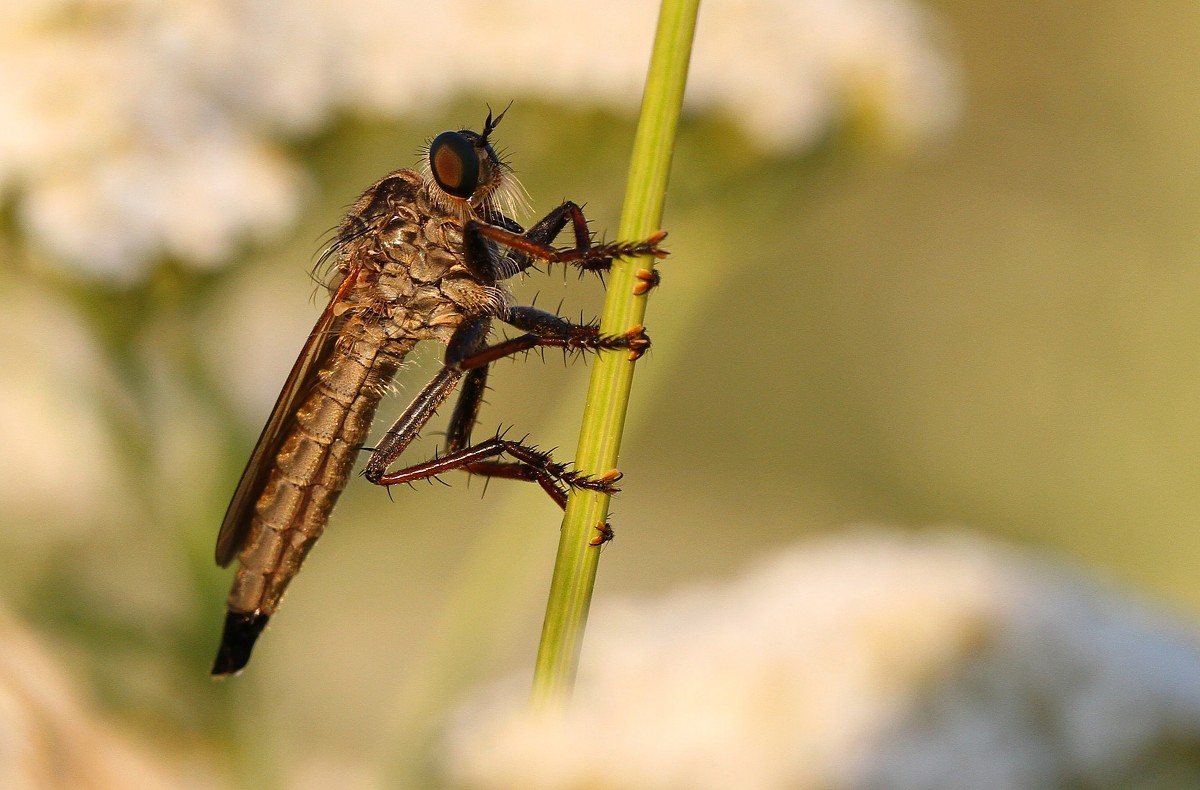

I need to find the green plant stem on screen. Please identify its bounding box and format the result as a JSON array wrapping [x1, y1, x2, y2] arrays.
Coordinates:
[[531, 0, 699, 707]]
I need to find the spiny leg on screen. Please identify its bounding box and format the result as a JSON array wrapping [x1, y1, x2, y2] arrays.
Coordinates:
[[368, 433, 621, 497], [364, 312, 638, 498], [362, 366, 466, 484], [494, 201, 594, 276], [437, 306, 650, 504], [465, 201, 584, 281], [469, 305, 651, 365], [443, 365, 573, 508], [362, 317, 493, 483], [441, 307, 646, 488], [507, 203, 664, 294], [468, 208, 667, 281]]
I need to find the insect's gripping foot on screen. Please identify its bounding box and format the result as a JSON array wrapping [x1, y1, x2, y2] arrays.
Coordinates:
[[541, 324, 650, 361], [598, 325, 650, 361], [633, 268, 661, 296], [590, 520, 615, 546], [211, 610, 270, 677], [605, 230, 669, 261], [500, 440, 623, 495], [567, 231, 670, 275]]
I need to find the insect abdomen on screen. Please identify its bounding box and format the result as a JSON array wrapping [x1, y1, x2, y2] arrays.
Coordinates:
[[214, 323, 410, 674]]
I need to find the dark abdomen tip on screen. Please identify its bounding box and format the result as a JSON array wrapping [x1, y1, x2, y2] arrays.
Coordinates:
[[211, 611, 270, 676]]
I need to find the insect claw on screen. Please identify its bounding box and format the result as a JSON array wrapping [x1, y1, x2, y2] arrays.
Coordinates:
[[599, 468, 623, 483], [589, 520, 614, 547], [621, 325, 651, 361], [633, 268, 661, 296]]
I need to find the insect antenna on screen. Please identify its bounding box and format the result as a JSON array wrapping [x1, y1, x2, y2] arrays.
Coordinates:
[[482, 101, 514, 143]]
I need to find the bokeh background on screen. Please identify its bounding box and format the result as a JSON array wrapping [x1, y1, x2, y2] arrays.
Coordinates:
[[3, 0, 1200, 787]]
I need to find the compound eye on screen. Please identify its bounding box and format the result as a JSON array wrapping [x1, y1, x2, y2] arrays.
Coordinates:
[[429, 131, 479, 199]]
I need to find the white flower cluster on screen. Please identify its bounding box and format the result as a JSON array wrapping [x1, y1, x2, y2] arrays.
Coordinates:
[[690, 0, 958, 148], [443, 531, 1200, 789], [1, 0, 957, 281], [1, 1, 301, 280]]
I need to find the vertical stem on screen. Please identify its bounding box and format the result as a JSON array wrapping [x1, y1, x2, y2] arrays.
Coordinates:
[[532, 0, 700, 706]]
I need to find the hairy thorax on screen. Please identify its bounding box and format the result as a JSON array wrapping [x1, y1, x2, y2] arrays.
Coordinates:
[[331, 169, 509, 356]]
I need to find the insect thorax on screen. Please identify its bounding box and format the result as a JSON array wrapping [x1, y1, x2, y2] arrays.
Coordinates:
[[333, 170, 510, 348]]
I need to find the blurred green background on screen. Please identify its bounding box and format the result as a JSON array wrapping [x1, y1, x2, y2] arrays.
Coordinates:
[[4, 0, 1200, 785]]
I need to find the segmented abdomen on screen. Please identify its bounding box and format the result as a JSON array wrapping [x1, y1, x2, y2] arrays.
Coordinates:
[[226, 320, 413, 616]]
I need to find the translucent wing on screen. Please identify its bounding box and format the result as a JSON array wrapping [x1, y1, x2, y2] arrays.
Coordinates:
[[214, 273, 356, 567]]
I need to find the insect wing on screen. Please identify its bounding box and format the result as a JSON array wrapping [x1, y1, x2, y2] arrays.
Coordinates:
[[214, 274, 354, 567]]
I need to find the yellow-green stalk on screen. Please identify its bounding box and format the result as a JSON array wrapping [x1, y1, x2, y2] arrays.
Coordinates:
[[532, 0, 700, 706]]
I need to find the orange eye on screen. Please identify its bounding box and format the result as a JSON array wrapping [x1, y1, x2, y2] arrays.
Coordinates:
[[429, 131, 479, 199]]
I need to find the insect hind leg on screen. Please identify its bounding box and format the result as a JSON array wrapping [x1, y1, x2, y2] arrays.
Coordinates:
[[365, 433, 621, 501]]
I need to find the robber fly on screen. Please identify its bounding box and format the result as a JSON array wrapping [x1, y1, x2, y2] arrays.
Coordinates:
[[211, 108, 666, 675]]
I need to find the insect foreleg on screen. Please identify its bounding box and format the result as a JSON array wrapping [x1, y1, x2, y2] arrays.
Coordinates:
[[469, 215, 667, 280], [498, 201, 591, 275]]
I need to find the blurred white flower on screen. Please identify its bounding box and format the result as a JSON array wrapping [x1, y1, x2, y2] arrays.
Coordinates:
[[690, 0, 959, 148], [0, 1, 304, 281], [443, 530, 1200, 789], [0, 0, 956, 280]]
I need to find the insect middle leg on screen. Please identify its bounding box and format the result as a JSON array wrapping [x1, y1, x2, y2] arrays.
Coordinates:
[[362, 311, 644, 500]]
